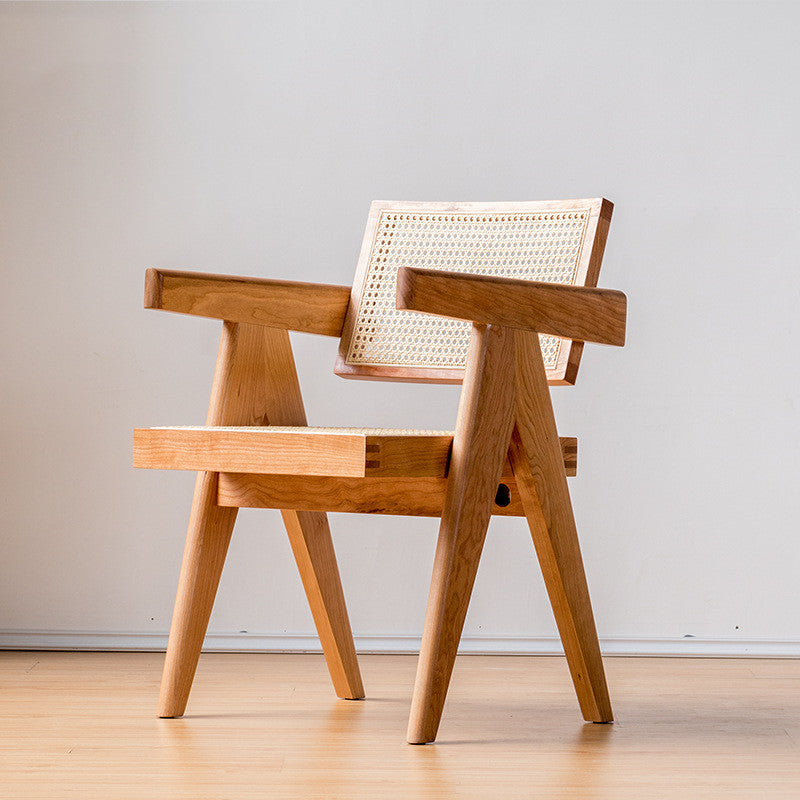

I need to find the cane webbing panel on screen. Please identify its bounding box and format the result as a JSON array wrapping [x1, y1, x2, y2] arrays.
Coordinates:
[[335, 200, 611, 384]]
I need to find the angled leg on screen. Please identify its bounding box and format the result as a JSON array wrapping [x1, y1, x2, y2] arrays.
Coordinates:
[[159, 321, 267, 717], [158, 323, 363, 717], [407, 324, 516, 744], [509, 329, 612, 723], [251, 327, 363, 700], [282, 510, 364, 699], [158, 472, 237, 717]]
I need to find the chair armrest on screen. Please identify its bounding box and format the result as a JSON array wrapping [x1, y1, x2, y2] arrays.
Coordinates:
[[396, 267, 626, 346], [145, 269, 352, 337]]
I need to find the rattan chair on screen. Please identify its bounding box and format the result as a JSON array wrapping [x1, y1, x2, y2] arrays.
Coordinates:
[[134, 199, 626, 743]]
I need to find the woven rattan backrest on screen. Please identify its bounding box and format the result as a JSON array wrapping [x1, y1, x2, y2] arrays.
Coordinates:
[[335, 199, 613, 385]]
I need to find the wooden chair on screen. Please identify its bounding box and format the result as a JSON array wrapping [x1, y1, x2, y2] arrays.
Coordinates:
[[134, 199, 626, 744]]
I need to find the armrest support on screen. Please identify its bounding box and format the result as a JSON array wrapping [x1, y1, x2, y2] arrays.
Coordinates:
[[145, 269, 352, 337], [396, 267, 626, 346]]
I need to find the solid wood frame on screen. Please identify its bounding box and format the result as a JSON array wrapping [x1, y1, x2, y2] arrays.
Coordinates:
[[145, 269, 351, 336], [156, 322, 364, 720], [397, 268, 626, 346], [137, 198, 623, 744], [404, 324, 614, 743], [134, 428, 578, 479]]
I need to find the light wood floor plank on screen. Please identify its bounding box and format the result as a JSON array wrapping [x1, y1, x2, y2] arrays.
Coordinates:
[[1, 652, 799, 798]]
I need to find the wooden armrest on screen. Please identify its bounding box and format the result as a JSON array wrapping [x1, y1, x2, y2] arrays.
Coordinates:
[[396, 267, 626, 346], [145, 269, 352, 337]]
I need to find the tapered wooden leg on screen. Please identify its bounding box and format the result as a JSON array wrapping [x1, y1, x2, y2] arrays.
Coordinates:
[[509, 329, 612, 723], [407, 324, 516, 744], [158, 322, 363, 715], [159, 321, 263, 717], [158, 473, 236, 717], [283, 510, 364, 699], [260, 327, 363, 700]]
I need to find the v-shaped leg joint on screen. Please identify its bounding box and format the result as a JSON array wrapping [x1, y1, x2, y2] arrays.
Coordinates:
[[158, 322, 363, 718]]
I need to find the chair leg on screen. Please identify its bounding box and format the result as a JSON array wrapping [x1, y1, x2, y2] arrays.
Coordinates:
[[510, 329, 612, 723], [282, 509, 364, 699], [158, 321, 263, 717], [157, 322, 363, 713], [407, 324, 516, 744], [158, 472, 236, 717], [258, 326, 363, 699]]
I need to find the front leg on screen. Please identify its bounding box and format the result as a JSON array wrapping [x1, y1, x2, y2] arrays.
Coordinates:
[[407, 324, 516, 744], [159, 322, 266, 717], [158, 322, 363, 716]]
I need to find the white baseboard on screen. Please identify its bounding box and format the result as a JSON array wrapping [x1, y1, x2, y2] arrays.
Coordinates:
[[0, 630, 798, 658]]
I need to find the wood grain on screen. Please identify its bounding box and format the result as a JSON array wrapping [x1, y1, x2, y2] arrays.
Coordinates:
[[407, 324, 517, 744], [135, 429, 577, 479], [363, 434, 453, 477], [134, 427, 368, 477], [248, 327, 364, 700], [157, 324, 363, 716], [145, 269, 351, 336], [217, 474, 527, 516], [397, 268, 627, 346], [158, 321, 270, 717], [255, 329, 364, 700], [509, 328, 612, 723], [140, 200, 620, 738], [283, 507, 365, 700]]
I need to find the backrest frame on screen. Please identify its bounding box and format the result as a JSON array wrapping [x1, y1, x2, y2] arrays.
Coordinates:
[[335, 199, 613, 385]]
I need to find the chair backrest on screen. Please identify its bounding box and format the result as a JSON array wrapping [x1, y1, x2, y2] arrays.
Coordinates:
[[335, 199, 613, 385]]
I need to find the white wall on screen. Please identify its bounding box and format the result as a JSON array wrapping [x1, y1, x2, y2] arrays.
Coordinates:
[[2, 1, 799, 656]]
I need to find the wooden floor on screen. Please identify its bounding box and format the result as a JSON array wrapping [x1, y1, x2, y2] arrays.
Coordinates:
[[2, 652, 799, 798]]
